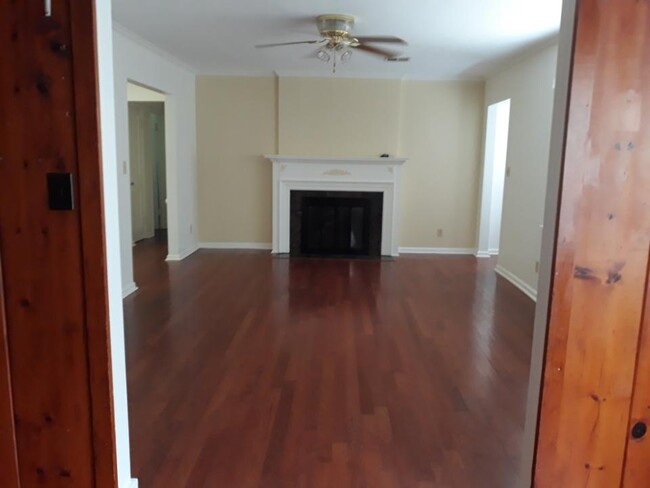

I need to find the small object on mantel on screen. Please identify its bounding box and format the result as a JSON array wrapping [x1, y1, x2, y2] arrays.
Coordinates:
[[380, 154, 390, 158]]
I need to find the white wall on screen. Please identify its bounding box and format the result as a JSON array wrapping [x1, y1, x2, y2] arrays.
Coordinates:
[[485, 44, 558, 298], [521, 1, 577, 483], [113, 25, 198, 295], [95, 1, 134, 487], [127, 82, 166, 102]]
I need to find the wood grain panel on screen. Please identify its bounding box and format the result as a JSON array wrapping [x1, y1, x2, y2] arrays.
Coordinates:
[[622, 251, 650, 486], [0, 0, 100, 485], [0, 256, 19, 487], [534, 0, 650, 486], [68, 1, 118, 486]]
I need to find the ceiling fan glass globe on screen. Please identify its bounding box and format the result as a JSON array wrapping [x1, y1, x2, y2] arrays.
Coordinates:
[[340, 50, 352, 63], [316, 49, 331, 62]]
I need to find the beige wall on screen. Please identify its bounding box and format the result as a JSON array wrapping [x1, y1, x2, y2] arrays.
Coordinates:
[[278, 77, 402, 157], [196, 75, 485, 248], [399, 81, 484, 248], [196, 76, 277, 243], [485, 45, 558, 293], [127, 82, 166, 102]]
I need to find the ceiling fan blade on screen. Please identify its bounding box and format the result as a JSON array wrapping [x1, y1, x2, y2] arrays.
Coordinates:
[[304, 48, 323, 59], [255, 40, 322, 48], [355, 36, 407, 45], [354, 44, 401, 59]]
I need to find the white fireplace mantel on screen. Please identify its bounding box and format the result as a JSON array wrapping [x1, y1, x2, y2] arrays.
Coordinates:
[[265, 155, 407, 256]]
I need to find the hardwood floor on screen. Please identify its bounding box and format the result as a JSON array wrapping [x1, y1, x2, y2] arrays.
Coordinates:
[[124, 236, 535, 487]]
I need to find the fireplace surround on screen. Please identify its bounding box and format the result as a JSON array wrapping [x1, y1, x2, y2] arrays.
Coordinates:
[[266, 155, 407, 256]]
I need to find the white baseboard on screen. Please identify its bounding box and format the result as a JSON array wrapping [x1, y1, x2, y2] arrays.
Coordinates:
[[398, 247, 475, 255], [128, 478, 139, 488], [122, 282, 138, 298], [476, 249, 500, 258], [495, 265, 537, 302], [166, 244, 199, 262], [199, 242, 273, 251]]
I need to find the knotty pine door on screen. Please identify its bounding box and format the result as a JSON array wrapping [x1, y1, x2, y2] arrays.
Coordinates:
[[534, 0, 650, 486], [0, 1, 116, 487]]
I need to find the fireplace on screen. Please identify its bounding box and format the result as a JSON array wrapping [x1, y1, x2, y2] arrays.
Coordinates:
[[265, 155, 407, 256], [290, 191, 383, 258]]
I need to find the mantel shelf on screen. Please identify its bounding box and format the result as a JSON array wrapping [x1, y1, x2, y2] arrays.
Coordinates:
[[265, 155, 408, 166]]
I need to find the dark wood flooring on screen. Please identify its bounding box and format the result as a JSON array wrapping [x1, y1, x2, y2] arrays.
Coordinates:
[[124, 236, 535, 487]]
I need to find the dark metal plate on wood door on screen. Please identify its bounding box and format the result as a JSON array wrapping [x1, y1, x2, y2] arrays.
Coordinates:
[[46, 173, 74, 210]]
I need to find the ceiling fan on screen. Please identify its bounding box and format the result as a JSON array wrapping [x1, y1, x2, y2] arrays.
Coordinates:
[[255, 14, 409, 73]]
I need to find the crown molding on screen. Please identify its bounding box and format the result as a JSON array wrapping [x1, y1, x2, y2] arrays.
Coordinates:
[[196, 69, 483, 82], [197, 69, 278, 78], [112, 21, 198, 74], [401, 74, 484, 82], [483, 34, 560, 79], [272, 69, 408, 81], [273, 70, 480, 82]]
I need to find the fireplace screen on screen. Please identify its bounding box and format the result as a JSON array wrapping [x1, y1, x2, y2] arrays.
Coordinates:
[[290, 191, 383, 258]]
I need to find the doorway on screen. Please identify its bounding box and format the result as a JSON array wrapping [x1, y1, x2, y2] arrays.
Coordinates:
[[127, 83, 168, 255], [4, 2, 648, 486], [477, 99, 511, 258]]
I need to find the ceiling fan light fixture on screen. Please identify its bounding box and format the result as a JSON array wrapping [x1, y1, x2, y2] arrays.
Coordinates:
[[316, 14, 355, 37], [316, 49, 331, 62], [255, 13, 409, 73]]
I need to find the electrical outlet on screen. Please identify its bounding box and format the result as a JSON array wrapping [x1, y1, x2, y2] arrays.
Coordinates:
[[535, 261, 540, 273], [437, 229, 443, 238]]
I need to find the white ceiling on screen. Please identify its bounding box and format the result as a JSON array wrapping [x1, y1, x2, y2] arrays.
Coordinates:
[[111, 0, 563, 80]]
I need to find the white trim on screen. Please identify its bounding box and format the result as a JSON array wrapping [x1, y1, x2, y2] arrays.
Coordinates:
[[476, 99, 510, 261], [166, 244, 199, 261], [475, 250, 492, 258], [274, 70, 409, 81], [122, 282, 138, 298], [198, 69, 277, 78], [495, 265, 537, 302], [199, 242, 273, 251], [267, 155, 406, 257], [112, 22, 197, 74], [273, 70, 483, 82], [128, 479, 139, 488], [265, 155, 407, 166], [399, 247, 476, 255]]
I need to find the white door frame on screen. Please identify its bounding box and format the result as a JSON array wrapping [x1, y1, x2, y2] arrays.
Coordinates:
[[96, 1, 580, 486], [476, 99, 511, 258]]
